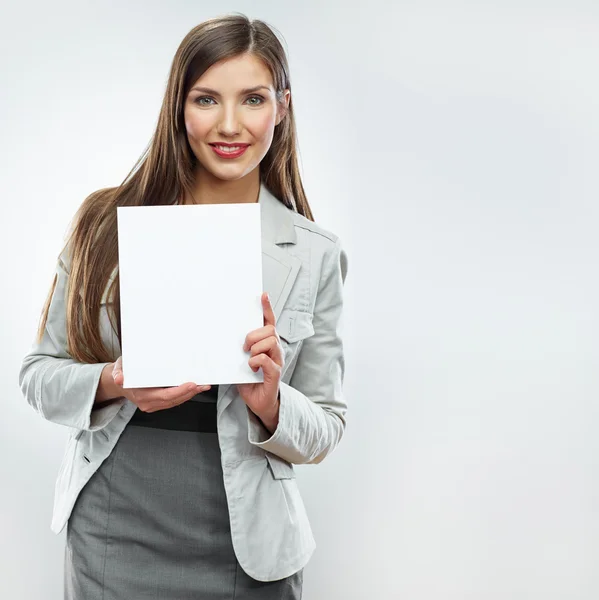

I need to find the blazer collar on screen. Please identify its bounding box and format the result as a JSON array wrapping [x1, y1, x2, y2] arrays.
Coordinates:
[[258, 181, 297, 246]]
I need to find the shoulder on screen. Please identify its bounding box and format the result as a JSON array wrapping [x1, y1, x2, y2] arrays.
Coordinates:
[[288, 210, 341, 251], [287, 209, 348, 283]]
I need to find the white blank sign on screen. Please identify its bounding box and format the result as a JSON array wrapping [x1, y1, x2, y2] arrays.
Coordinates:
[[116, 202, 264, 388]]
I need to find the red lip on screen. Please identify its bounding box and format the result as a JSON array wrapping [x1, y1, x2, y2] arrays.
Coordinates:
[[210, 144, 249, 159], [209, 142, 250, 147]]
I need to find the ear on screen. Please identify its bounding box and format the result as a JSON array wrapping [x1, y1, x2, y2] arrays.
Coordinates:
[[275, 89, 291, 126]]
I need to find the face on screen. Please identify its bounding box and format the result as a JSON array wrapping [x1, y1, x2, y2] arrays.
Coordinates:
[[183, 53, 290, 182]]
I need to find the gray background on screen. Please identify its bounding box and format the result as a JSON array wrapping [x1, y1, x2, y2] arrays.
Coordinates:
[[2, 1, 597, 598]]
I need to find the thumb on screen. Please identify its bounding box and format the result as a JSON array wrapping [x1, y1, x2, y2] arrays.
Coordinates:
[[112, 357, 123, 385]]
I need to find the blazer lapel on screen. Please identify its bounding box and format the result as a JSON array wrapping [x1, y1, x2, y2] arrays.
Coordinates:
[[216, 182, 301, 411]]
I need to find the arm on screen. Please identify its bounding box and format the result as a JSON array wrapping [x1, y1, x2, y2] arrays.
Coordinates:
[[247, 236, 349, 464], [18, 252, 126, 431]]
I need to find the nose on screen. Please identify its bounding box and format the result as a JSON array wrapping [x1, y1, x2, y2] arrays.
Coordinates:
[[216, 103, 242, 137]]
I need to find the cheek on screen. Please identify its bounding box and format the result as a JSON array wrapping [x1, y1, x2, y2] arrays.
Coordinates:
[[248, 112, 276, 145], [184, 113, 211, 142]]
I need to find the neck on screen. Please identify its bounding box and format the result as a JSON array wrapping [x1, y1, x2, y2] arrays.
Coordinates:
[[182, 166, 260, 205]]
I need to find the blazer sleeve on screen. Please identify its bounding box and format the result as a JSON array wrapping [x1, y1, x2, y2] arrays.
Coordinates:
[[18, 251, 125, 432], [247, 236, 349, 464]]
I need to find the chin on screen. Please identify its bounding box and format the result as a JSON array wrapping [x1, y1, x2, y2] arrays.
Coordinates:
[[206, 169, 251, 183]]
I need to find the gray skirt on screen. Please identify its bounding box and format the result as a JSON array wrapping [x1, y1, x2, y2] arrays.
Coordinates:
[[64, 392, 303, 599]]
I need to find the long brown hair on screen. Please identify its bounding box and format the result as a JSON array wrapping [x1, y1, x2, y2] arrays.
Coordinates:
[[35, 13, 314, 364]]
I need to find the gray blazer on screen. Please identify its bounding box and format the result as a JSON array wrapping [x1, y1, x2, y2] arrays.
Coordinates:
[[18, 181, 348, 582]]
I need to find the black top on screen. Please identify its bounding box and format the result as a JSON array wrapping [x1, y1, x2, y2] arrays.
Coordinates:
[[127, 384, 220, 432], [191, 384, 219, 403]]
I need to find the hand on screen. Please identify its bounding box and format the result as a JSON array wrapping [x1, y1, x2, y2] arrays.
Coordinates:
[[237, 292, 283, 428], [111, 356, 212, 413]]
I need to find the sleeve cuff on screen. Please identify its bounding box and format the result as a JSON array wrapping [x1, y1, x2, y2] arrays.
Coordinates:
[[247, 391, 286, 447], [246, 381, 315, 464], [88, 398, 126, 430], [78, 362, 126, 431]]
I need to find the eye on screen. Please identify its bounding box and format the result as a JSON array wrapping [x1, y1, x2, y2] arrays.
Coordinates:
[[247, 95, 265, 106], [193, 95, 265, 107], [195, 96, 215, 106]]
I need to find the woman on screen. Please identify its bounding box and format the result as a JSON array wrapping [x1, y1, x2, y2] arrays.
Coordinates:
[[19, 13, 348, 599]]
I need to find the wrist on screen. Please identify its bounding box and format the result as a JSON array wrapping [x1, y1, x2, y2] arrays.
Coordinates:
[[258, 392, 281, 433], [94, 363, 122, 404]]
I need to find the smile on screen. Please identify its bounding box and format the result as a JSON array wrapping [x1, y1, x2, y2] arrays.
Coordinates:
[[210, 144, 249, 159]]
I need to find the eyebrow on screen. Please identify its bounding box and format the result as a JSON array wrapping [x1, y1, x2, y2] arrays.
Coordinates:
[[190, 85, 271, 96]]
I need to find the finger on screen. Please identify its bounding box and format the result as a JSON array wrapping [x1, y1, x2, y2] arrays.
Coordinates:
[[174, 385, 212, 406], [243, 324, 279, 352], [247, 336, 283, 366], [142, 382, 207, 404], [262, 292, 276, 328], [113, 371, 124, 387], [144, 384, 211, 413], [112, 357, 124, 386], [248, 353, 281, 378], [159, 384, 211, 410]]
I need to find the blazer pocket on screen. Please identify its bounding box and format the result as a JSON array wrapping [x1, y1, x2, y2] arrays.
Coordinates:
[[265, 452, 296, 480], [277, 309, 315, 344]]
